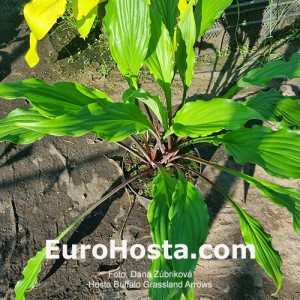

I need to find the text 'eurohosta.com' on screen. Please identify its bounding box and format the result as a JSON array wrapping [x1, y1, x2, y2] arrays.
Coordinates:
[[46, 240, 255, 260]]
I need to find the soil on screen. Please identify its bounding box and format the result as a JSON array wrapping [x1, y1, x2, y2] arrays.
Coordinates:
[[0, 3, 300, 300]]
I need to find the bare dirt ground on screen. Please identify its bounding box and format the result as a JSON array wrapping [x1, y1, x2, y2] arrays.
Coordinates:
[[0, 2, 299, 300]]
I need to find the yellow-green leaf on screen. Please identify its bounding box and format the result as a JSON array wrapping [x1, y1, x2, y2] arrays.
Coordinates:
[[73, 0, 100, 20], [76, 5, 98, 39], [25, 33, 39, 68], [24, 0, 67, 40]]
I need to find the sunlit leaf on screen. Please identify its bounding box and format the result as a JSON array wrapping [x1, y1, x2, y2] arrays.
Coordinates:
[[171, 98, 263, 137], [148, 168, 209, 299], [123, 88, 168, 129], [75, 5, 98, 39], [18, 102, 153, 142], [145, 8, 174, 113], [24, 0, 67, 67], [237, 53, 300, 88], [0, 109, 46, 144], [228, 197, 283, 294], [103, 0, 151, 86], [0, 79, 112, 118], [148, 168, 179, 299], [168, 170, 209, 297], [72, 0, 99, 20], [25, 33, 39, 68], [218, 126, 300, 179], [207, 163, 300, 234], [175, 0, 196, 92], [194, 0, 233, 38]]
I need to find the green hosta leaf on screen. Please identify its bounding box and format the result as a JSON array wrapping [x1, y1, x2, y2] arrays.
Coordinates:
[[0, 79, 112, 118], [194, 0, 233, 38], [15, 248, 47, 300], [18, 102, 153, 142], [145, 8, 174, 112], [148, 168, 209, 299], [275, 98, 300, 128], [250, 180, 300, 234], [14, 188, 105, 299], [0, 108, 47, 144], [148, 168, 179, 299], [123, 88, 168, 129], [175, 0, 196, 92], [206, 163, 300, 234], [103, 0, 151, 86], [245, 89, 286, 121], [228, 198, 283, 294], [150, 0, 180, 39], [245, 89, 300, 127], [168, 170, 209, 297], [237, 52, 300, 88], [218, 126, 300, 179], [171, 98, 263, 137]]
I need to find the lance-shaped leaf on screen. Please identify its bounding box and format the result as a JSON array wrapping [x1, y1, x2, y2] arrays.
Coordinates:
[[148, 168, 179, 299], [123, 88, 168, 129], [194, 0, 233, 38], [218, 126, 300, 179], [18, 102, 153, 142], [103, 0, 151, 86], [145, 8, 174, 114], [237, 52, 300, 88], [245, 89, 300, 128], [228, 198, 283, 294], [150, 0, 180, 39], [175, 0, 196, 92], [171, 98, 263, 137], [205, 162, 300, 234], [0, 79, 112, 118], [0, 108, 47, 144], [168, 170, 209, 297], [24, 0, 67, 67]]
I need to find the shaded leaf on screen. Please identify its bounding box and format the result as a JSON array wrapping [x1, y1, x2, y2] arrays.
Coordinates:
[[245, 89, 300, 128], [171, 98, 263, 137], [18, 102, 153, 142], [0, 78, 112, 118], [103, 0, 151, 86], [150, 0, 180, 39], [218, 126, 300, 179]]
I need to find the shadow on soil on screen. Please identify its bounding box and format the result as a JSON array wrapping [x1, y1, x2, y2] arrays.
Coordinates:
[[0, 0, 29, 81]]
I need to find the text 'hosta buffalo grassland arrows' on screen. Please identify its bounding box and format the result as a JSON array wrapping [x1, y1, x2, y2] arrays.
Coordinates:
[[0, 0, 300, 299]]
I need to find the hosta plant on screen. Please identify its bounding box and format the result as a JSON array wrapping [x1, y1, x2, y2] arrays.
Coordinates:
[[1, 0, 300, 299]]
